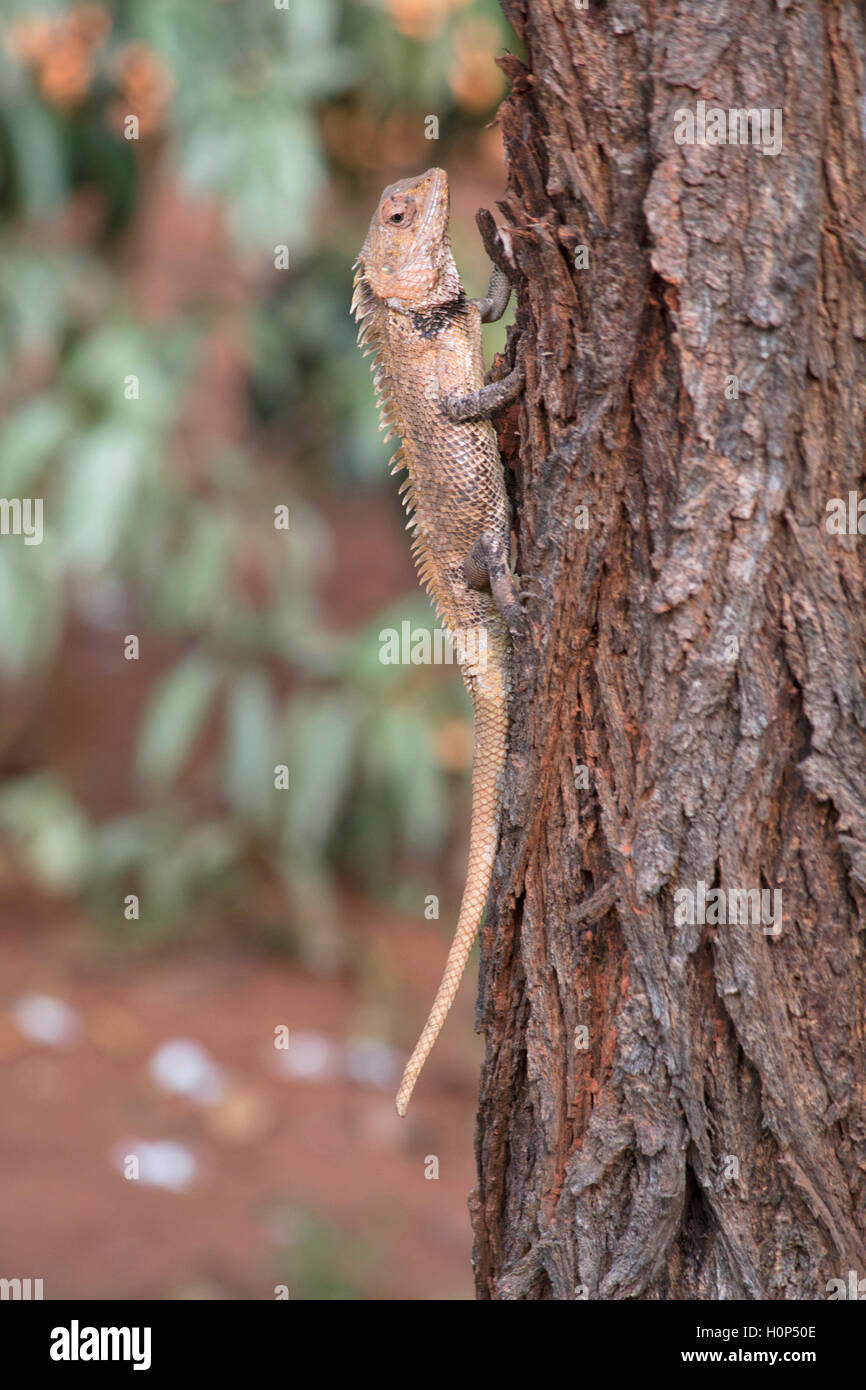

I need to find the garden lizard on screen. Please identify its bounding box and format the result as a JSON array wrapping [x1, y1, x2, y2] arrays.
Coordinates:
[[352, 168, 523, 1116]]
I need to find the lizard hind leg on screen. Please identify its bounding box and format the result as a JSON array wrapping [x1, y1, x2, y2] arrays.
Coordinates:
[[462, 530, 525, 639]]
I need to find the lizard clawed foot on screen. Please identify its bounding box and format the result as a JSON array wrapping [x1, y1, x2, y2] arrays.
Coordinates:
[[516, 585, 543, 606], [505, 585, 542, 639], [441, 392, 473, 424], [503, 597, 528, 640]]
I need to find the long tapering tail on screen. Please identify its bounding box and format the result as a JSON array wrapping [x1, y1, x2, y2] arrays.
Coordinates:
[[395, 656, 509, 1116]]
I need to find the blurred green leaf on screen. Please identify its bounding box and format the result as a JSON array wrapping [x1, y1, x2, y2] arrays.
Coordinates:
[[60, 425, 147, 570], [3, 97, 66, 215], [136, 652, 221, 790], [89, 812, 156, 878], [63, 324, 183, 429], [153, 513, 232, 631], [0, 774, 91, 892], [365, 703, 447, 855], [223, 668, 275, 824], [283, 691, 360, 853], [0, 545, 61, 675], [0, 396, 73, 493]]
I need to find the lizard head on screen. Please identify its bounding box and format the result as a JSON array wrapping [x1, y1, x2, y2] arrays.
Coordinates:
[[357, 167, 462, 310]]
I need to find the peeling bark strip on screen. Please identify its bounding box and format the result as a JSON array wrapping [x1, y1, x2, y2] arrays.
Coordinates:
[[472, 0, 866, 1300]]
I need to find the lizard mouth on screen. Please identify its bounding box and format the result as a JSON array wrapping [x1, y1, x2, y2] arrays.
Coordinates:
[[413, 167, 446, 246]]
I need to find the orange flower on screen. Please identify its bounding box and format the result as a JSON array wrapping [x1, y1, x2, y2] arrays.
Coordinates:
[[112, 42, 174, 138], [449, 19, 504, 112], [4, 16, 56, 67], [5, 6, 111, 108], [39, 42, 93, 108], [386, 0, 471, 42], [68, 4, 111, 46]]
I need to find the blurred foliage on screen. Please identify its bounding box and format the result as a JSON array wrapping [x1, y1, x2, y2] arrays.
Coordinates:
[[274, 1206, 369, 1300], [0, 0, 512, 961]]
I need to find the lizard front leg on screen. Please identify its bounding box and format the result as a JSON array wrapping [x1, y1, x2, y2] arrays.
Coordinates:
[[444, 261, 523, 423], [442, 367, 524, 424], [472, 264, 512, 324]]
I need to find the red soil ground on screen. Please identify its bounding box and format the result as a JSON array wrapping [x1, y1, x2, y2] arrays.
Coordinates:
[[0, 891, 481, 1301]]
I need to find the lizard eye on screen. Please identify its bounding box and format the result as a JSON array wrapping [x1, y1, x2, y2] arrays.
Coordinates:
[[380, 194, 417, 229]]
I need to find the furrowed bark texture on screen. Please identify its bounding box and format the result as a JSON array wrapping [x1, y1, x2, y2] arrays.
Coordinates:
[[472, 0, 866, 1300]]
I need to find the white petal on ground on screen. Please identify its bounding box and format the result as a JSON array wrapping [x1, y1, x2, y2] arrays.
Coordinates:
[[345, 1037, 399, 1088], [10, 994, 82, 1048], [271, 1030, 340, 1081], [111, 1139, 198, 1193], [147, 1038, 226, 1105]]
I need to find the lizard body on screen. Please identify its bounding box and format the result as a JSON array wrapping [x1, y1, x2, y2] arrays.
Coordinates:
[[352, 168, 522, 1116]]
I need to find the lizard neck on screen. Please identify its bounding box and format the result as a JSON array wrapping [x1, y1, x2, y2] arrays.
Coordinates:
[[405, 289, 468, 340]]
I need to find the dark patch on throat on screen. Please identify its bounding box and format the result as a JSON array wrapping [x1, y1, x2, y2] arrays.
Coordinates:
[[410, 290, 467, 339]]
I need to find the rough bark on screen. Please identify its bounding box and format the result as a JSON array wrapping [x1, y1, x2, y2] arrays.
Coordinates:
[[472, 0, 866, 1300]]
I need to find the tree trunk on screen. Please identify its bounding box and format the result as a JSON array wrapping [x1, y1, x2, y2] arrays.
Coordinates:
[[472, 0, 866, 1300]]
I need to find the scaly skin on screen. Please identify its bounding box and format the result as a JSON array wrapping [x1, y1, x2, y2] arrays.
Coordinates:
[[352, 168, 520, 1116]]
